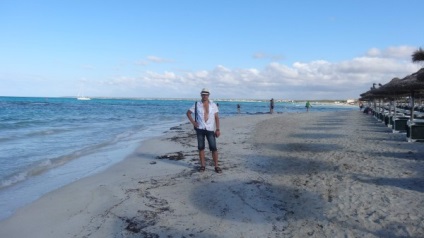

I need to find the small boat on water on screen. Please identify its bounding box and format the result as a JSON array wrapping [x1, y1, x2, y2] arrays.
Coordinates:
[[77, 96, 91, 100], [77, 84, 91, 100]]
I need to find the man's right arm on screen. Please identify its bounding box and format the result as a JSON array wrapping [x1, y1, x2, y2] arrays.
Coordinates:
[[187, 110, 198, 128]]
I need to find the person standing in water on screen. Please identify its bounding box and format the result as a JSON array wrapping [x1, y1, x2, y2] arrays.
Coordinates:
[[305, 101, 311, 112]]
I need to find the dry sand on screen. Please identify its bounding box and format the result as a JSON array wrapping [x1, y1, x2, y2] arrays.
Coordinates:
[[0, 111, 423, 238]]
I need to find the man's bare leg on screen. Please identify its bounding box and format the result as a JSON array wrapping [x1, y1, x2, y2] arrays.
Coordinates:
[[212, 151, 222, 173], [199, 149, 206, 167], [212, 151, 219, 167]]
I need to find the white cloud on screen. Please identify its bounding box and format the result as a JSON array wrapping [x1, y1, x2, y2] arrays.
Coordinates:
[[366, 45, 416, 59], [135, 60, 148, 66], [253, 52, 283, 61], [89, 46, 422, 99], [146, 55, 174, 63], [135, 56, 174, 67]]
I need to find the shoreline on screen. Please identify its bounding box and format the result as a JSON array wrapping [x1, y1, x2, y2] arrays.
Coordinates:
[[0, 111, 423, 237], [0, 119, 184, 221]]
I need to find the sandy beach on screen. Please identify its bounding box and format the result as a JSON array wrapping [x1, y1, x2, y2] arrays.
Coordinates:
[[0, 111, 423, 238]]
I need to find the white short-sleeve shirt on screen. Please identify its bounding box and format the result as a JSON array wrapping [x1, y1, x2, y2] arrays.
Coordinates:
[[189, 100, 219, 131]]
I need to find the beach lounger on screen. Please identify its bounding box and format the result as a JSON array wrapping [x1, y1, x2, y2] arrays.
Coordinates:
[[406, 119, 424, 142], [392, 115, 409, 133]]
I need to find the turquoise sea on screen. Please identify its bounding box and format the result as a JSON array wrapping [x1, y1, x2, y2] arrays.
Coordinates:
[[0, 96, 356, 220]]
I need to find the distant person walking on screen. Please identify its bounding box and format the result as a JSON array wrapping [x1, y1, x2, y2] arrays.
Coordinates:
[[186, 88, 222, 173], [270, 98, 275, 114], [305, 101, 311, 112], [237, 104, 241, 114]]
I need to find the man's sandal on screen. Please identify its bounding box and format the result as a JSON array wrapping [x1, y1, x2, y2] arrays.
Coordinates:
[[199, 166, 206, 172], [215, 167, 222, 173]]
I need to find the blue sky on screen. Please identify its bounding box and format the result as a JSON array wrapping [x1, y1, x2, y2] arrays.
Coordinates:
[[1, 0, 423, 100]]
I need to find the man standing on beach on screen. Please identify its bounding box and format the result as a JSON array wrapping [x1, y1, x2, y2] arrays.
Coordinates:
[[186, 88, 222, 173], [270, 98, 275, 114]]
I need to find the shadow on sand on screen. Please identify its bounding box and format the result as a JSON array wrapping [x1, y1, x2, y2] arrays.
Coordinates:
[[354, 175, 424, 193]]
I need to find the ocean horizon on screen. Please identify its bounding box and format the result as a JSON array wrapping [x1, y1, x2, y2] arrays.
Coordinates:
[[0, 95, 357, 102]]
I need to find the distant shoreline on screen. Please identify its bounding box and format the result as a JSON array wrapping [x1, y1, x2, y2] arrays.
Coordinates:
[[0, 95, 358, 104]]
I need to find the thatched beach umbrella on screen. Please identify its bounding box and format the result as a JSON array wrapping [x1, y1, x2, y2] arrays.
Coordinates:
[[418, 72, 424, 82], [412, 47, 424, 63], [370, 78, 403, 97], [369, 78, 403, 116], [412, 48, 424, 81], [360, 77, 406, 101], [359, 85, 390, 115], [359, 88, 386, 101], [359, 90, 375, 100], [359, 69, 424, 120], [391, 68, 424, 121], [393, 68, 424, 92]]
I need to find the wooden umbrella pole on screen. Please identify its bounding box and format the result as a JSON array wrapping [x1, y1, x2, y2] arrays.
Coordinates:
[[410, 91, 415, 123]]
